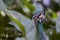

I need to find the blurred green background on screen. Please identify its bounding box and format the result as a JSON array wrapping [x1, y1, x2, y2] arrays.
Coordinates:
[[0, 0, 60, 40]]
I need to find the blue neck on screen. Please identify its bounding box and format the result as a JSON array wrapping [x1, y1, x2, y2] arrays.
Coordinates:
[[37, 21, 44, 33]]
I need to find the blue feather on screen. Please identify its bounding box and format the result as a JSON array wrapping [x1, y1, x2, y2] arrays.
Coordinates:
[[37, 21, 47, 40]]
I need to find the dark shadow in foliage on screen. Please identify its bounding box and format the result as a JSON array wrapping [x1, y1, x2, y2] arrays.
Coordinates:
[[50, 0, 60, 12], [50, 30, 60, 40], [0, 15, 10, 34], [43, 19, 55, 30]]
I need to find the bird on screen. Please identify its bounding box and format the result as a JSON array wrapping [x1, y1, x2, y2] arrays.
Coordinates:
[[33, 1, 49, 40]]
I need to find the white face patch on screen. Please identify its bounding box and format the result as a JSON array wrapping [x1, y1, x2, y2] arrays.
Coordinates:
[[38, 13, 45, 22], [33, 11, 45, 22]]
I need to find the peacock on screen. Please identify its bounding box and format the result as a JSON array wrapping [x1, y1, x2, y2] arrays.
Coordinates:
[[33, 1, 49, 40]]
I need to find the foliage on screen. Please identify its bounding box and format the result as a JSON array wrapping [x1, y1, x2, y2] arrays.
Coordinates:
[[0, 0, 35, 40], [0, 0, 60, 40]]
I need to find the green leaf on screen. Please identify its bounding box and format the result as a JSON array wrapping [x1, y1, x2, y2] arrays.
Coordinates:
[[0, 1, 26, 37], [20, 0, 30, 3], [0, 0, 37, 40], [7, 10, 37, 40], [7, 12, 26, 37], [16, 0, 35, 12], [25, 3, 35, 12]]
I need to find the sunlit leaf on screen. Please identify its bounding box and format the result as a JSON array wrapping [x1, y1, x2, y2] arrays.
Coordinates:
[[0, 0, 37, 40], [7, 11, 26, 38], [20, 0, 30, 3], [8, 10, 37, 40], [0, 14, 10, 34], [25, 3, 35, 12], [0, 0, 26, 38]]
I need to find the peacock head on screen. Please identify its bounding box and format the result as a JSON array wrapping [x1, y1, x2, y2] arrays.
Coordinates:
[[33, 10, 45, 22]]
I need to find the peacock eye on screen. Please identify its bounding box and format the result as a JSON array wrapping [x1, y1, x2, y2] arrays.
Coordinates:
[[39, 13, 41, 15]]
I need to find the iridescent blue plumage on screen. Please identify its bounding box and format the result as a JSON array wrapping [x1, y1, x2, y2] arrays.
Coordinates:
[[37, 21, 44, 33], [37, 21, 47, 40]]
